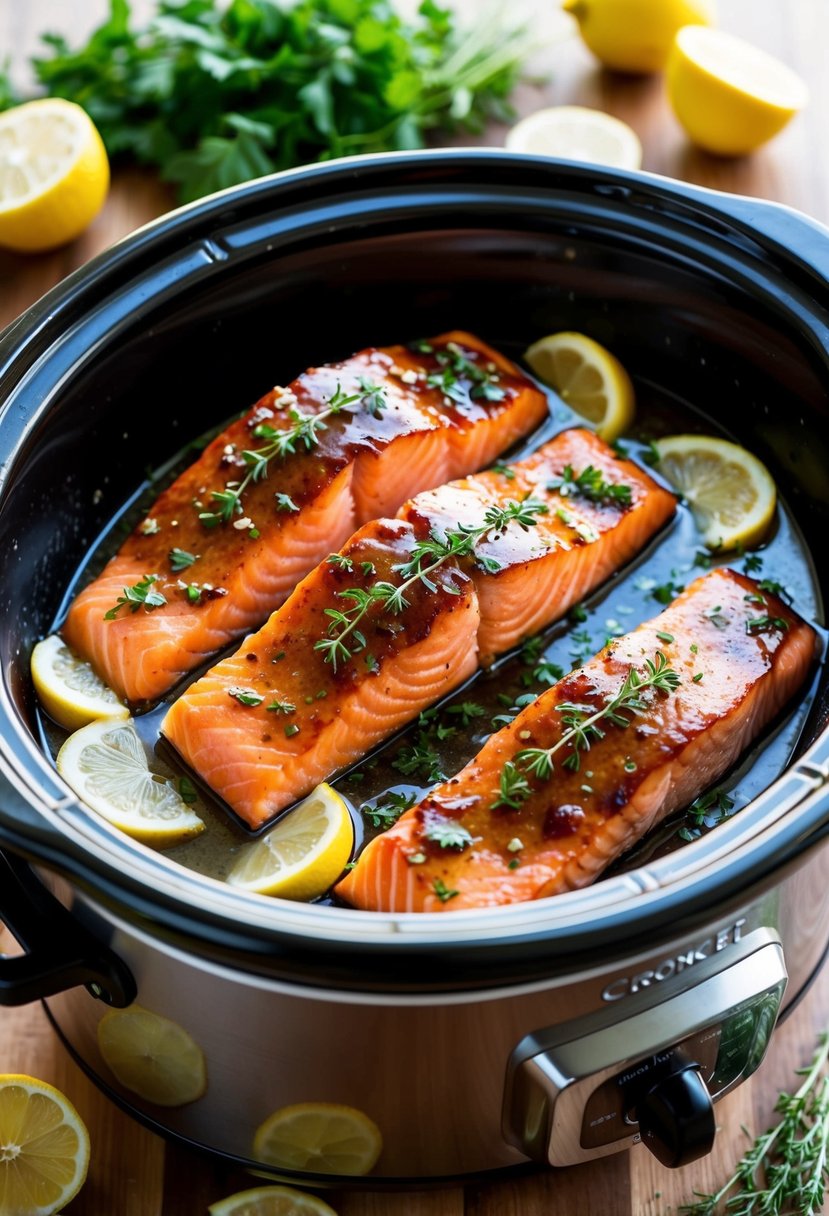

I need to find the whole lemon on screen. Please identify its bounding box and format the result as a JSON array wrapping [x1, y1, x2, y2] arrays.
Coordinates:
[[563, 0, 717, 74]]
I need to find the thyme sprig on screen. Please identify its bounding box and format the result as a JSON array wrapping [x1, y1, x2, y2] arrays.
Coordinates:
[[549, 463, 633, 508], [198, 382, 379, 529], [493, 651, 680, 809], [420, 340, 506, 403], [679, 1033, 829, 1216], [315, 496, 549, 672]]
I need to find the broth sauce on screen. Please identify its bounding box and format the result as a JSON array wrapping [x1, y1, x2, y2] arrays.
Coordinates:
[[38, 352, 826, 901]]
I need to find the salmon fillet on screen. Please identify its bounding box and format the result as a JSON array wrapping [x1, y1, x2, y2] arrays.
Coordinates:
[[336, 569, 818, 912], [162, 429, 675, 829], [62, 332, 547, 704]]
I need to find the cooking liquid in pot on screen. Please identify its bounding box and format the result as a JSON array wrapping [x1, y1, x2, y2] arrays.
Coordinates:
[[39, 357, 825, 902]]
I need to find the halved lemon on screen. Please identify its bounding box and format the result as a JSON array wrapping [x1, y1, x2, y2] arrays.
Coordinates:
[[30, 634, 128, 731], [97, 1005, 207, 1107], [253, 1102, 382, 1176], [562, 0, 716, 75], [0, 1073, 90, 1215], [653, 434, 776, 549], [56, 718, 204, 846], [227, 784, 353, 900], [208, 1185, 338, 1216], [667, 27, 808, 156], [505, 105, 642, 170], [0, 98, 109, 252], [524, 331, 635, 441]]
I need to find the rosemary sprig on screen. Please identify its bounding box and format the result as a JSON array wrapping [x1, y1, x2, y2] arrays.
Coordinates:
[[679, 1033, 829, 1216], [315, 496, 549, 672], [493, 652, 680, 809], [198, 382, 376, 529], [548, 463, 633, 508]]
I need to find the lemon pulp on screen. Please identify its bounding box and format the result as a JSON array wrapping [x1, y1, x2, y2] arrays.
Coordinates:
[[97, 1006, 207, 1107], [253, 1102, 382, 1176], [654, 434, 777, 550], [0, 99, 109, 252], [208, 1185, 339, 1216], [227, 784, 353, 900], [56, 718, 204, 846], [524, 331, 635, 442], [0, 1074, 90, 1216]]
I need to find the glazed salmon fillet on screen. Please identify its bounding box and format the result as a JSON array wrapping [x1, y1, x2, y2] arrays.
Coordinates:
[[336, 570, 818, 912], [62, 332, 547, 704], [162, 429, 675, 829]]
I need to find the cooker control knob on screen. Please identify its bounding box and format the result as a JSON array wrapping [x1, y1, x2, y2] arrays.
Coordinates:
[[634, 1065, 716, 1168]]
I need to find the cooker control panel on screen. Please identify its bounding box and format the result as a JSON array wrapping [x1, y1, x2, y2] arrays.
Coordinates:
[[504, 940, 786, 1167]]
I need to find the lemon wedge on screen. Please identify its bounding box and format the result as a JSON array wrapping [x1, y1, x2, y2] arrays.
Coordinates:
[[667, 27, 808, 155], [524, 331, 635, 441], [253, 1103, 382, 1176], [208, 1186, 339, 1216], [31, 634, 128, 731], [0, 1073, 90, 1216], [97, 1005, 207, 1107], [653, 434, 776, 549], [0, 99, 109, 253], [227, 784, 353, 900], [56, 718, 204, 846], [562, 0, 716, 74], [505, 106, 642, 170]]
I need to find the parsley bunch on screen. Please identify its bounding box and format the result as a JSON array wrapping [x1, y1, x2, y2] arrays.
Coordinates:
[[8, 0, 533, 203]]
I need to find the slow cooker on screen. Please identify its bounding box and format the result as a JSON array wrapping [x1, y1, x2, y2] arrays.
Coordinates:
[[0, 151, 828, 1184]]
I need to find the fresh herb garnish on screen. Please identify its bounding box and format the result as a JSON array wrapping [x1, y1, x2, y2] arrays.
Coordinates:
[[677, 788, 736, 842], [392, 735, 445, 784], [199, 382, 362, 528], [169, 547, 199, 571], [425, 341, 506, 403], [494, 651, 680, 808], [228, 686, 264, 706], [650, 576, 684, 605], [679, 1032, 829, 1216], [284, 723, 300, 738], [274, 493, 299, 513], [315, 496, 548, 671], [758, 578, 791, 601], [747, 615, 790, 635], [21, 0, 533, 205], [178, 776, 198, 804], [104, 573, 167, 619], [742, 553, 764, 574], [423, 820, 475, 850], [432, 877, 460, 903], [548, 464, 632, 508], [444, 701, 487, 728], [361, 791, 417, 830], [705, 605, 730, 629], [642, 440, 661, 467], [492, 461, 516, 480], [266, 698, 295, 714]]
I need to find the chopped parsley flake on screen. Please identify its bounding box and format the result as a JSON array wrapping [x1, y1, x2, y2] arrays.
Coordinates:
[[228, 686, 264, 706]]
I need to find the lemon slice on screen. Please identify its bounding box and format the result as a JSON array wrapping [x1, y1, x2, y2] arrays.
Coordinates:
[[253, 1103, 382, 1176], [56, 718, 204, 846], [208, 1185, 338, 1216], [31, 634, 128, 731], [505, 106, 642, 170], [667, 27, 808, 156], [0, 99, 109, 253], [227, 784, 353, 900], [524, 331, 635, 441], [653, 434, 776, 549], [0, 1073, 90, 1216], [97, 1005, 207, 1107]]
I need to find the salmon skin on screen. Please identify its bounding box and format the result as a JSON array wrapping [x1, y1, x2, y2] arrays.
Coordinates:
[[336, 569, 818, 912], [62, 332, 547, 705], [162, 428, 676, 830]]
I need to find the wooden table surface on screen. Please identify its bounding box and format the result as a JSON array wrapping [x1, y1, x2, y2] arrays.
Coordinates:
[[2, 2, 828, 1213]]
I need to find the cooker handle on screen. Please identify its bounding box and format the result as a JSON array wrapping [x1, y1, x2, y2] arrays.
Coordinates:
[[685, 188, 829, 284], [0, 850, 136, 1008]]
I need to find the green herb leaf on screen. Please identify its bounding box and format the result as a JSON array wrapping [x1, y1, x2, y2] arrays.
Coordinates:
[[228, 686, 264, 706], [104, 573, 167, 620], [169, 547, 199, 571]]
